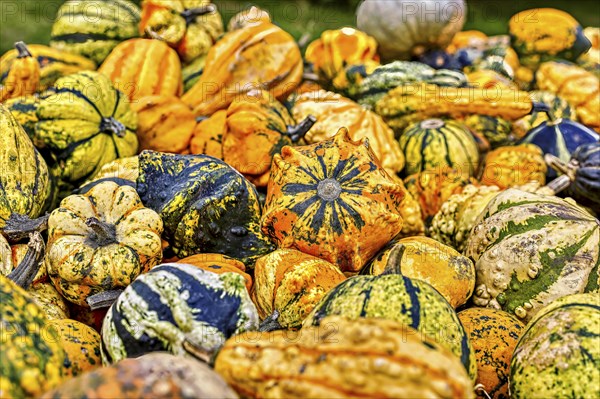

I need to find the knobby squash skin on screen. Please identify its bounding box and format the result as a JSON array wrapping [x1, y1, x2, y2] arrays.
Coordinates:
[[176, 253, 253, 292], [480, 144, 547, 189], [304, 274, 477, 380], [51, 319, 102, 377], [216, 316, 474, 399], [101, 262, 259, 364], [0, 42, 40, 102], [0, 275, 67, 398], [261, 128, 405, 273]]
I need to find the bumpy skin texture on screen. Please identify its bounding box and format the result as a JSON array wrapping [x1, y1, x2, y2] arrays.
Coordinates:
[[0, 104, 51, 228], [215, 316, 475, 399], [361, 236, 476, 308], [101, 263, 258, 364], [510, 293, 600, 399], [458, 307, 524, 399], [465, 189, 600, 322], [50, 0, 141, 65], [42, 352, 239, 399], [182, 22, 302, 116], [303, 274, 477, 380], [53, 319, 102, 377], [0, 275, 67, 398], [480, 144, 547, 189], [252, 249, 346, 329], [46, 181, 164, 306], [261, 128, 405, 273]]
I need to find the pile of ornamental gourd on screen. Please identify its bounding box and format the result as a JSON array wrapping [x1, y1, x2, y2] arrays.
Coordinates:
[[1, 0, 599, 398]]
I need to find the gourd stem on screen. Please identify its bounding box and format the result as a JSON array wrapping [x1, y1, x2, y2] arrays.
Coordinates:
[[86, 217, 118, 247], [7, 232, 44, 289], [301, 72, 320, 82], [86, 289, 124, 310], [544, 175, 572, 195], [182, 338, 213, 364], [380, 244, 404, 276], [2, 213, 49, 243], [545, 154, 578, 180], [258, 310, 284, 332], [15, 41, 32, 58], [100, 117, 126, 138], [531, 102, 553, 120], [286, 115, 317, 142], [474, 384, 492, 399], [181, 4, 216, 25]]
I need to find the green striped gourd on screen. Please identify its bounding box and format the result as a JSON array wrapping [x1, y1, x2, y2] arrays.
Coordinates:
[[463, 115, 516, 149], [399, 118, 480, 177], [510, 293, 600, 398], [465, 189, 599, 322], [50, 0, 141, 65], [101, 262, 259, 364], [304, 274, 477, 380]]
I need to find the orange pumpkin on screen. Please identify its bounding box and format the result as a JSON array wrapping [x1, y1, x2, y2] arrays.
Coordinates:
[[176, 253, 253, 292], [182, 22, 302, 116], [131, 95, 196, 153], [99, 38, 182, 101], [0, 42, 40, 102], [189, 109, 226, 158], [480, 144, 547, 189]]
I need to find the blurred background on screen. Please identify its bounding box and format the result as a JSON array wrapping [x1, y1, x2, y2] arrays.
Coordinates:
[[1, 0, 599, 54]]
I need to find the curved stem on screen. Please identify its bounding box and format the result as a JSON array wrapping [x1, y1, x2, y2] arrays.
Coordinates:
[[182, 338, 213, 364], [144, 26, 165, 42], [3, 213, 49, 243], [181, 4, 216, 25], [544, 175, 572, 195], [380, 244, 405, 276], [86, 289, 123, 310], [286, 115, 317, 142], [15, 41, 32, 58], [531, 101, 553, 120], [86, 217, 118, 247], [100, 117, 126, 138], [258, 309, 284, 332], [7, 232, 44, 289], [474, 384, 492, 399]]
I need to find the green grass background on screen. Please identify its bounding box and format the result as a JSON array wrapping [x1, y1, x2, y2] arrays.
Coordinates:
[[1, 0, 599, 55]]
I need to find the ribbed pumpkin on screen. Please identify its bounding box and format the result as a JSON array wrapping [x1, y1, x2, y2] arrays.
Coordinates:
[[463, 114, 516, 149], [304, 274, 477, 380], [176, 253, 252, 292], [465, 189, 600, 322], [0, 274, 67, 398], [216, 316, 474, 399], [399, 118, 481, 177], [261, 128, 405, 273], [45, 181, 163, 306], [136, 151, 274, 265], [182, 21, 302, 116], [510, 293, 600, 399], [131, 95, 196, 153], [140, 0, 223, 64], [305, 27, 379, 83], [512, 91, 576, 138], [42, 353, 238, 399], [50, 319, 102, 377], [458, 308, 524, 399], [0, 44, 96, 92], [0, 42, 40, 102], [480, 144, 547, 189], [99, 38, 182, 101], [252, 249, 346, 330], [509, 8, 591, 69], [34, 71, 138, 186], [101, 262, 258, 364], [289, 90, 405, 174], [361, 236, 476, 308], [50, 0, 141, 65], [189, 109, 225, 158]]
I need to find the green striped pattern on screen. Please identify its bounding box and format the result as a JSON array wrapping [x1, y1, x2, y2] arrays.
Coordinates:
[[304, 274, 477, 380], [399, 119, 480, 176], [50, 0, 141, 64], [465, 189, 600, 322], [510, 293, 600, 398]]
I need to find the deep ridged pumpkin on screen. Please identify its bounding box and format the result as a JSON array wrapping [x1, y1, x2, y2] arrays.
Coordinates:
[[99, 38, 182, 101], [480, 144, 547, 189], [289, 90, 405, 174], [261, 128, 405, 273], [50, 0, 141, 65], [176, 253, 252, 292], [252, 249, 346, 330], [51, 319, 102, 377], [45, 181, 164, 306], [0, 42, 40, 102], [140, 0, 223, 64], [131, 95, 196, 153], [189, 109, 225, 158], [215, 316, 474, 399], [458, 308, 524, 399], [361, 236, 476, 308], [182, 21, 302, 116], [465, 189, 600, 322]]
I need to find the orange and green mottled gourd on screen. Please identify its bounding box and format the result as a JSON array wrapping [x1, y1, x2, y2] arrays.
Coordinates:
[[131, 95, 196, 153], [480, 144, 547, 189], [189, 109, 226, 158], [458, 308, 524, 399], [176, 253, 253, 292], [41, 353, 238, 399], [0, 274, 67, 398], [261, 128, 405, 273], [290, 89, 405, 175], [252, 249, 346, 330], [45, 181, 163, 306], [50, 319, 102, 377], [463, 114, 516, 149], [305, 27, 380, 83], [0, 42, 40, 102], [99, 38, 182, 101], [215, 316, 475, 399], [361, 236, 476, 308], [182, 21, 302, 116]]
